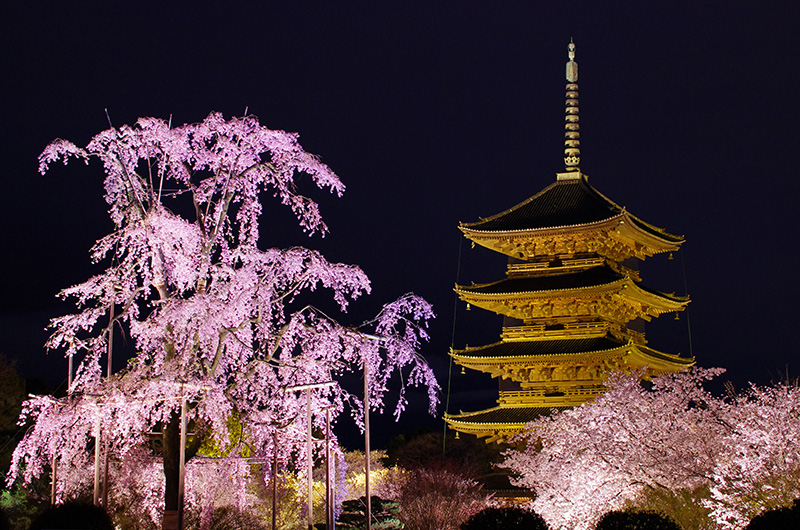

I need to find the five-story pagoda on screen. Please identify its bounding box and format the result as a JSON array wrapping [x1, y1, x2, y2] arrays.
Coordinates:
[[444, 42, 693, 443]]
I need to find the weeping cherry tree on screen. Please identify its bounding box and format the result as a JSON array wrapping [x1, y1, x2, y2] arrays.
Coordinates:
[[8, 113, 439, 528]]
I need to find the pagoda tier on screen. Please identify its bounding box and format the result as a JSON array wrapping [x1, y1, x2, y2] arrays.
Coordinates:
[[455, 263, 688, 324], [459, 174, 684, 262]]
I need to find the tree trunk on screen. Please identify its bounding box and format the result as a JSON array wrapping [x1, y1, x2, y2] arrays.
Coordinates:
[[162, 412, 181, 530]]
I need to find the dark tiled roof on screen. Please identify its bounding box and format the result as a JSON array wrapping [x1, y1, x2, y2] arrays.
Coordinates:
[[449, 406, 568, 425], [458, 265, 622, 294], [461, 178, 620, 231], [461, 177, 684, 243], [457, 336, 626, 358]]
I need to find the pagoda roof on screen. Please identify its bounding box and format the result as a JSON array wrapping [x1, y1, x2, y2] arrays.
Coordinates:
[[460, 176, 683, 244], [445, 405, 568, 426], [457, 265, 688, 304], [461, 265, 622, 294], [456, 336, 625, 358], [453, 336, 694, 367]]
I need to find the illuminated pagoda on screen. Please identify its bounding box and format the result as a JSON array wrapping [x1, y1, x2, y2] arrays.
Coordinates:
[[444, 41, 693, 443]]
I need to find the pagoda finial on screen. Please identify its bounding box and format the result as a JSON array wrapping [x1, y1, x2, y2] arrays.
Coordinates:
[[564, 39, 581, 172]]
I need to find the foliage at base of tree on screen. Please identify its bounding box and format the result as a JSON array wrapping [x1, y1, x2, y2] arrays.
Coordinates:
[[622, 485, 711, 530], [595, 510, 682, 530], [384, 464, 488, 530], [0, 485, 50, 530], [185, 505, 268, 530], [743, 499, 800, 530], [460, 506, 550, 530], [28, 501, 114, 530], [334, 496, 402, 530]]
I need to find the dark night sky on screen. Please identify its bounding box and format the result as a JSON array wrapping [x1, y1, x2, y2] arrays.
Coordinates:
[[2, 2, 799, 447]]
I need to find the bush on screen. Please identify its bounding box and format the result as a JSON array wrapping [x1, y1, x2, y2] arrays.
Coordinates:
[[335, 496, 402, 530], [743, 499, 800, 530], [0, 487, 46, 530], [595, 509, 681, 530], [460, 506, 549, 530], [28, 502, 114, 530], [391, 464, 487, 530]]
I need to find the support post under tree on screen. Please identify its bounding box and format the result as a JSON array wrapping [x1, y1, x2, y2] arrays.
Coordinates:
[[364, 356, 371, 530], [306, 388, 313, 530], [272, 430, 279, 530], [179, 399, 187, 530], [325, 407, 333, 530]]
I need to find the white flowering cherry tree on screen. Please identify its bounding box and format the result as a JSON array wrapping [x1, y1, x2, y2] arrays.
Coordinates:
[[8, 113, 439, 528], [502, 368, 800, 530]]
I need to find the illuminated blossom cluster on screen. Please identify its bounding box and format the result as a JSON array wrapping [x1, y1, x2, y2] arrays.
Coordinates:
[[9, 113, 439, 523], [705, 382, 800, 528], [502, 369, 800, 530]]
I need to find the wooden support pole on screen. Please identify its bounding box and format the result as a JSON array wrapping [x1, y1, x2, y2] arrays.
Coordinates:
[[325, 407, 333, 530], [306, 388, 313, 530], [93, 418, 101, 506], [178, 399, 187, 530], [364, 357, 371, 530], [272, 430, 279, 530]]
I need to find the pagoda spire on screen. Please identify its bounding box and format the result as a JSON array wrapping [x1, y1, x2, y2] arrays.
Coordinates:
[[564, 39, 581, 172]]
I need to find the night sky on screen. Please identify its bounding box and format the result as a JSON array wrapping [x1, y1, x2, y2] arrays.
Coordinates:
[[3, 3, 799, 448]]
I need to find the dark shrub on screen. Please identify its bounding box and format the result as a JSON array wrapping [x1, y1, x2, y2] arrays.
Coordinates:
[[335, 496, 402, 530], [595, 509, 681, 530], [743, 499, 800, 530], [460, 506, 549, 530], [28, 502, 114, 530], [396, 465, 487, 530]]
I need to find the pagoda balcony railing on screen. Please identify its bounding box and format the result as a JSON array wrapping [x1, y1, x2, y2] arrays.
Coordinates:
[[498, 388, 599, 407], [507, 257, 604, 275], [506, 257, 641, 281], [502, 322, 645, 343]]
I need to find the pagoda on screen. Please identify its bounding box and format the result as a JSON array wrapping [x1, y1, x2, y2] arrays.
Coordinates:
[[444, 41, 693, 444]]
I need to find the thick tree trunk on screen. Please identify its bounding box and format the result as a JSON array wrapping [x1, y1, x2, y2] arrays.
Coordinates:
[[162, 412, 181, 530], [161, 408, 205, 530]]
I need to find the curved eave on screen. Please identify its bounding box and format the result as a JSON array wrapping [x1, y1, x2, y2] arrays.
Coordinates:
[[444, 405, 570, 441], [460, 210, 683, 256], [444, 407, 554, 428], [455, 276, 689, 314], [632, 345, 695, 371], [452, 340, 693, 376]]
